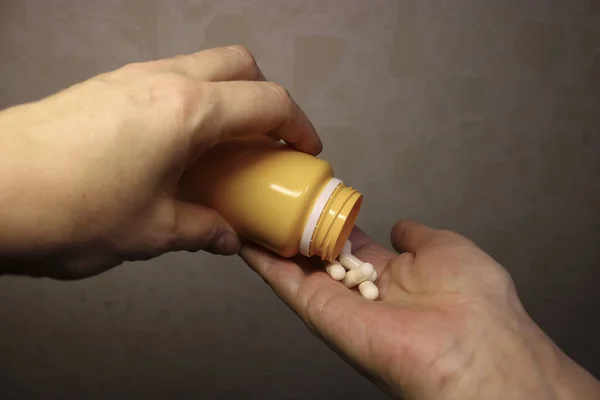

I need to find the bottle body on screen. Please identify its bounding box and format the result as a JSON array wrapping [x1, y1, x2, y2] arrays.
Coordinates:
[[179, 138, 362, 261]]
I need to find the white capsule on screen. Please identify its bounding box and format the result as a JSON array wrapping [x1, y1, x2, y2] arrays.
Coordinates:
[[341, 240, 352, 255], [368, 268, 378, 282], [339, 253, 363, 270], [325, 262, 346, 281], [358, 281, 379, 300], [343, 262, 375, 288]]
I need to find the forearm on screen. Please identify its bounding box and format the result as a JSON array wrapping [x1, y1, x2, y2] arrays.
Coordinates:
[[0, 104, 77, 266], [0, 147, 113, 278], [454, 314, 600, 400], [406, 301, 600, 400], [526, 322, 600, 400]]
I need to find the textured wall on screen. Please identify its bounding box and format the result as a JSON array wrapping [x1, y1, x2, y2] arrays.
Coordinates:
[[1, 0, 599, 398]]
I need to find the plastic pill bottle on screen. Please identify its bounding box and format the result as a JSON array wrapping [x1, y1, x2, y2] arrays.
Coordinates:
[[179, 137, 363, 261]]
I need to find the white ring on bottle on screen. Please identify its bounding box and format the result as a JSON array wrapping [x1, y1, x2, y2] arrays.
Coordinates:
[[300, 177, 343, 257]]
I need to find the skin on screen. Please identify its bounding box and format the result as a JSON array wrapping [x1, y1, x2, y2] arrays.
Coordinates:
[[241, 223, 600, 399], [1, 46, 599, 398], [0, 45, 321, 278]]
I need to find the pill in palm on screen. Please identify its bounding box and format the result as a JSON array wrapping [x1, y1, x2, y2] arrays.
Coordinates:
[[330, 245, 379, 300], [358, 281, 379, 300], [325, 261, 346, 281], [339, 253, 363, 270], [343, 262, 375, 288], [341, 240, 352, 255]]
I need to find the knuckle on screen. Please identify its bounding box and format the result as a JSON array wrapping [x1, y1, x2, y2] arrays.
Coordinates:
[[169, 207, 224, 253], [268, 82, 293, 108], [166, 74, 197, 105], [225, 45, 254, 62], [203, 216, 223, 250], [134, 72, 202, 116], [154, 208, 181, 251], [224, 45, 260, 79], [119, 61, 153, 74], [494, 267, 514, 285]]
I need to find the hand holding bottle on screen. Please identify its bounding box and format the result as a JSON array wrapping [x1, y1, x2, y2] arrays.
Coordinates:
[[240, 221, 600, 399], [0, 46, 321, 278]]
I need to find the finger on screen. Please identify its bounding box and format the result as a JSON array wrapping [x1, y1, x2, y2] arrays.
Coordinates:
[[168, 200, 240, 255], [390, 220, 466, 254], [156, 45, 267, 82], [238, 244, 360, 319], [197, 80, 322, 154], [239, 244, 344, 308], [348, 227, 395, 277], [239, 243, 395, 368], [239, 244, 309, 305]]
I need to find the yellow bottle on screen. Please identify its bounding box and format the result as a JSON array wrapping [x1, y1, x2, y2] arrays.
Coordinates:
[[179, 137, 363, 261]]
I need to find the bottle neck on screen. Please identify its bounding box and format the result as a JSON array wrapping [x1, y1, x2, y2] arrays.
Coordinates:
[[300, 178, 363, 261]]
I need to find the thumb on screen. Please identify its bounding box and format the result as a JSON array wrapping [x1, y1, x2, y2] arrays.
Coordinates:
[[169, 200, 240, 255], [391, 220, 442, 254]]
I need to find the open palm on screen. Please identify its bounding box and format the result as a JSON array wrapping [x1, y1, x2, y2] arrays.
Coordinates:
[[240, 220, 550, 399]]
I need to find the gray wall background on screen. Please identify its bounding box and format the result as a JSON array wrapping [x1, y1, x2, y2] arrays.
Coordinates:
[[1, 0, 599, 398]]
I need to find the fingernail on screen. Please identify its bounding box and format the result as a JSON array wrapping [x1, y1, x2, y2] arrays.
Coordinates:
[[215, 231, 241, 255]]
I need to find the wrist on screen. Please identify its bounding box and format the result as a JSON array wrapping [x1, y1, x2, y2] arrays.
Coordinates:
[[525, 322, 600, 400], [433, 308, 600, 400]]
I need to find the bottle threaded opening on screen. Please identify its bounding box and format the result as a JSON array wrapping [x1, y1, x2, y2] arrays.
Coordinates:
[[309, 183, 363, 261]]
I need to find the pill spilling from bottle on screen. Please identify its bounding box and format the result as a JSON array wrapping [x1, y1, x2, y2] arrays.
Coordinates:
[[324, 240, 379, 300]]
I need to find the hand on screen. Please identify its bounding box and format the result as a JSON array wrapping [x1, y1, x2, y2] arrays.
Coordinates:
[[0, 46, 321, 279], [240, 221, 600, 399]]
